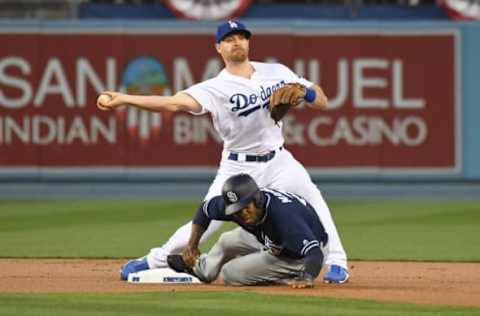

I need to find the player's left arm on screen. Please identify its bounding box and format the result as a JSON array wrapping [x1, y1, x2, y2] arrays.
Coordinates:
[[289, 247, 323, 288], [282, 221, 324, 288], [305, 84, 328, 110], [278, 63, 328, 110]]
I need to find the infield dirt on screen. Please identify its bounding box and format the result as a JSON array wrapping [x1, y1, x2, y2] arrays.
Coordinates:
[[1, 259, 479, 307]]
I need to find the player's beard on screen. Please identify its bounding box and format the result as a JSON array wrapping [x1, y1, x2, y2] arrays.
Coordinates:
[[228, 47, 248, 63]]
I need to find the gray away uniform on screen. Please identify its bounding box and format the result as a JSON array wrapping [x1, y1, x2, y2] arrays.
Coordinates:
[[192, 189, 329, 285]]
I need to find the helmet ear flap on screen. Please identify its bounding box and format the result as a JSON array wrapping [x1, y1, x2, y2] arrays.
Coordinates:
[[253, 190, 265, 209]]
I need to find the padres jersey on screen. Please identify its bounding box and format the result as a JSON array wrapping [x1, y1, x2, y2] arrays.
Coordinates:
[[184, 62, 312, 153], [193, 189, 328, 259]]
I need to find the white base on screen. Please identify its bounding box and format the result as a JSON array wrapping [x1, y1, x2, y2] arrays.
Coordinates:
[[127, 268, 202, 284]]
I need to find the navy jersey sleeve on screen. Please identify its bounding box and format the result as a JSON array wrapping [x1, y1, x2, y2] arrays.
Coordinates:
[[192, 196, 234, 229], [282, 220, 322, 259]]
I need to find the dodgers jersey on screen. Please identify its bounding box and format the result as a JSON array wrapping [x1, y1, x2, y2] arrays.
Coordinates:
[[193, 189, 328, 260], [184, 62, 312, 153]]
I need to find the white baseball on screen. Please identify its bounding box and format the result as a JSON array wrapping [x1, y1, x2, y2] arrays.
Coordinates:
[[97, 94, 112, 110]]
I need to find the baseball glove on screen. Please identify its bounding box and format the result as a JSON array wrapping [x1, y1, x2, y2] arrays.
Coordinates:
[[269, 83, 306, 123]]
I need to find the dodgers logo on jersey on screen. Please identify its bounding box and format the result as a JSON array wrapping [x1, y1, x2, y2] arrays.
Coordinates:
[[229, 80, 286, 117]]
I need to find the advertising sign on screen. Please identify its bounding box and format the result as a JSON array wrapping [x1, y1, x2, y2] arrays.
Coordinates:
[[0, 27, 460, 175]]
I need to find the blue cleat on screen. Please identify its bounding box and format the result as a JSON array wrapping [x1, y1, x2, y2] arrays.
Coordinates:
[[323, 265, 350, 284], [120, 257, 149, 281]]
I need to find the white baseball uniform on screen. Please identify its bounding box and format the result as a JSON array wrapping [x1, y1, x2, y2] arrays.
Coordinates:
[[146, 61, 348, 270]]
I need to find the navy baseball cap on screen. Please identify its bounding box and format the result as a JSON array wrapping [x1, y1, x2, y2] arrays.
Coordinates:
[[216, 20, 251, 43]]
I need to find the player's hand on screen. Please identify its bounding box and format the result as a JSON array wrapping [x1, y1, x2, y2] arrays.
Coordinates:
[[97, 91, 125, 111], [182, 246, 200, 268], [287, 276, 314, 289]]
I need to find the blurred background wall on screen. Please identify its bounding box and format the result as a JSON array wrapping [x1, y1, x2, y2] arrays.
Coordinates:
[[0, 0, 479, 198]]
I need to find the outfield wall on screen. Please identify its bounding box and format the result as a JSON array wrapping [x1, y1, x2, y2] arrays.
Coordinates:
[[0, 20, 479, 181]]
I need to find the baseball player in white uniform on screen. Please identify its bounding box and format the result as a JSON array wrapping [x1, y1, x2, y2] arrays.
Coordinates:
[[98, 20, 349, 284]]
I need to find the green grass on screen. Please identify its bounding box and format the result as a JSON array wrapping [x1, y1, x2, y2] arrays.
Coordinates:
[[1, 199, 479, 315], [330, 200, 480, 261], [0, 199, 478, 261], [0, 292, 478, 316], [0, 199, 233, 258]]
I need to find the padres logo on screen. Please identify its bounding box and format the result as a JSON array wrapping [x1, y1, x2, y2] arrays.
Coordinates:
[[226, 191, 238, 203]]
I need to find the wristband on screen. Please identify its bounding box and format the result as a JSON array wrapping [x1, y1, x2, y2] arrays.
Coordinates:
[[304, 88, 316, 103]]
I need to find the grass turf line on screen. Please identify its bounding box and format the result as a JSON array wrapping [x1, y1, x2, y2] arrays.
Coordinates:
[[0, 292, 479, 316], [0, 199, 479, 261]]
